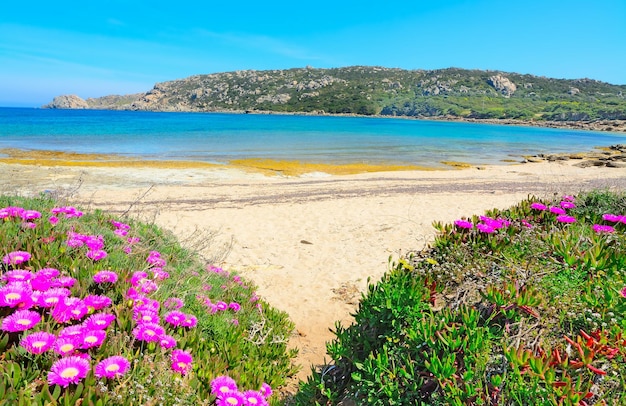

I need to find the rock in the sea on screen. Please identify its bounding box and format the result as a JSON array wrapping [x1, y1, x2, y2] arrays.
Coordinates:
[[43, 95, 89, 109]]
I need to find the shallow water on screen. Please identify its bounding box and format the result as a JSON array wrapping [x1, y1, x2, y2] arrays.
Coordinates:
[[1, 107, 625, 168]]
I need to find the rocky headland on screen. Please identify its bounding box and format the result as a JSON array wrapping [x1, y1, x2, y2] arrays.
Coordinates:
[[43, 66, 626, 133]]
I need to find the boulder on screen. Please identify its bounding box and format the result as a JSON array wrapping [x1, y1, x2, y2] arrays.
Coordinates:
[[488, 75, 517, 97]]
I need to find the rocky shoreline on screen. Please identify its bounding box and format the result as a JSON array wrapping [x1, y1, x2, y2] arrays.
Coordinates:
[[523, 144, 626, 168]]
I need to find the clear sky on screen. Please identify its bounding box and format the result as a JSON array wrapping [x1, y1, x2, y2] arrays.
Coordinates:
[[1, 0, 625, 107]]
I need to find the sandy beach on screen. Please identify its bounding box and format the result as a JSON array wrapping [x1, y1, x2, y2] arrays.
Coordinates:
[[1, 159, 625, 384]]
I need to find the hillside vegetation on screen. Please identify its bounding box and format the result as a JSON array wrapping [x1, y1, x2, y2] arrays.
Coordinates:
[[45, 66, 626, 129]]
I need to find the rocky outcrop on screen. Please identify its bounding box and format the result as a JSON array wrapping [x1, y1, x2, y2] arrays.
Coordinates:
[[488, 75, 517, 97], [41, 66, 626, 131], [43, 95, 89, 109]]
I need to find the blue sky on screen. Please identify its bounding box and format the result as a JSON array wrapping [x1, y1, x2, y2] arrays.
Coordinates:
[[1, 0, 625, 107]]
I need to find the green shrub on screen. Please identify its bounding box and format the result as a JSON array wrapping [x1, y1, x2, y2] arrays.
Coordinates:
[[295, 190, 626, 405]]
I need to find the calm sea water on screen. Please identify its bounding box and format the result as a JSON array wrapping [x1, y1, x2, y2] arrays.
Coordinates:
[[1, 107, 625, 168]]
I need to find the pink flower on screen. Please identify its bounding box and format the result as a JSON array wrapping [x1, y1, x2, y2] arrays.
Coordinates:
[[592, 224, 615, 234], [58, 325, 86, 339], [37, 288, 71, 308], [51, 276, 77, 288], [53, 337, 80, 356], [0, 282, 33, 308], [159, 334, 177, 349], [3, 269, 34, 283], [86, 250, 107, 261], [170, 349, 193, 375], [20, 331, 56, 354], [556, 215, 576, 224], [549, 206, 566, 215], [130, 271, 149, 287], [602, 213, 625, 223], [217, 391, 246, 406], [20, 210, 41, 220], [49, 216, 59, 225], [94, 356, 130, 379], [243, 390, 268, 406], [93, 270, 118, 284], [621, 286, 626, 298], [164, 311, 186, 327], [229, 302, 242, 312], [476, 223, 495, 234], [83, 313, 116, 330], [134, 309, 160, 324], [1, 309, 41, 332], [259, 382, 272, 398], [0, 206, 25, 218], [2, 251, 31, 266], [81, 330, 107, 349], [560, 201, 576, 209], [181, 314, 197, 328], [454, 219, 473, 229], [84, 295, 112, 310], [530, 202, 547, 211], [48, 356, 90, 388], [216, 301, 229, 311], [132, 323, 165, 342], [211, 375, 238, 396]]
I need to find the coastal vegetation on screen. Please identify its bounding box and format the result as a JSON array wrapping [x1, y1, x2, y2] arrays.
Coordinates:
[[45, 66, 626, 131], [3, 188, 626, 405], [295, 189, 626, 405], [0, 194, 296, 405]]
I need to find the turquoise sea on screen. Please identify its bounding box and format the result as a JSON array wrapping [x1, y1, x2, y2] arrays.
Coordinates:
[[1, 107, 626, 168]]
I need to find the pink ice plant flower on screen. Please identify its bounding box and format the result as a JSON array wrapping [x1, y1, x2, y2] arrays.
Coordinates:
[[84, 295, 112, 310], [86, 249, 107, 261], [20, 209, 41, 220], [549, 206, 566, 215], [530, 202, 547, 211], [3, 269, 34, 282], [0, 283, 33, 308], [2, 250, 31, 266], [602, 213, 626, 223], [83, 313, 116, 330], [211, 375, 238, 396], [560, 201, 576, 209], [621, 286, 626, 298], [476, 223, 495, 234], [94, 356, 131, 379], [170, 349, 193, 375], [51, 276, 77, 288], [243, 390, 269, 406], [37, 288, 71, 308], [134, 309, 160, 324], [164, 311, 186, 327], [58, 325, 86, 339], [20, 331, 56, 354], [181, 314, 198, 328], [48, 356, 90, 388], [0, 206, 25, 218], [556, 215, 577, 224], [93, 270, 119, 284], [259, 382, 272, 398], [49, 216, 59, 225], [1, 309, 41, 332], [159, 334, 177, 349], [81, 330, 107, 349], [216, 391, 246, 406], [53, 337, 80, 356], [454, 219, 473, 229], [132, 323, 165, 342], [593, 224, 615, 234], [229, 302, 242, 312]]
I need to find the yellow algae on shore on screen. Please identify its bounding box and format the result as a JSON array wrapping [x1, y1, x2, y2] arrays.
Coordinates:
[[0, 148, 439, 175], [0, 148, 221, 169], [440, 160, 473, 169], [229, 158, 436, 176]]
